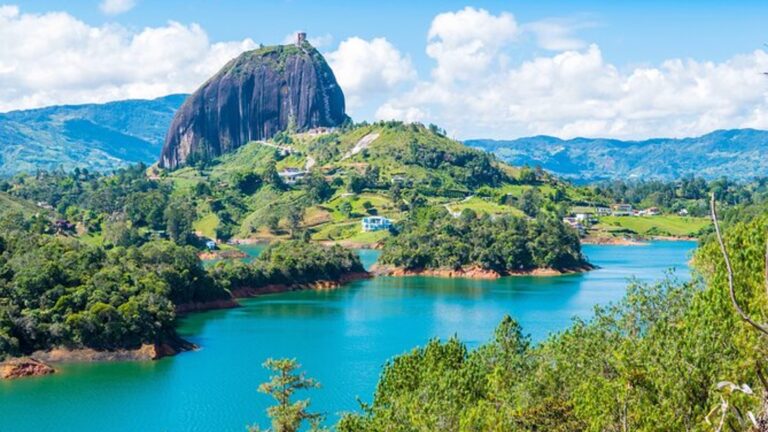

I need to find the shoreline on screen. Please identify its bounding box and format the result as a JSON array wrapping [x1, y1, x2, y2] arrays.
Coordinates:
[[582, 235, 697, 246], [371, 264, 594, 279], [1, 272, 371, 379], [0, 338, 196, 380]]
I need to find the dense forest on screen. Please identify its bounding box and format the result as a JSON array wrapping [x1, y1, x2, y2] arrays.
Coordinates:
[[379, 207, 587, 273], [594, 175, 768, 216], [0, 213, 365, 360], [209, 240, 366, 293], [330, 210, 768, 431]]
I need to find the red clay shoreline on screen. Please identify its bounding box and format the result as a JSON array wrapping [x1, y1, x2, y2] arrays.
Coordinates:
[[371, 264, 595, 279]]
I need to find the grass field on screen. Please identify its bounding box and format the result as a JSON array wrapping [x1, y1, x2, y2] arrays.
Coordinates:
[[446, 196, 524, 217], [597, 215, 710, 237], [0, 192, 50, 216], [193, 213, 219, 239]]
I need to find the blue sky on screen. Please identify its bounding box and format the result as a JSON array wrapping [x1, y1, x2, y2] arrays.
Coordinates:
[[18, 0, 768, 70], [3, 1, 768, 139]]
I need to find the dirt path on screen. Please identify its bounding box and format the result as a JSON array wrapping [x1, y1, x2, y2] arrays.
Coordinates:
[[342, 133, 379, 160]]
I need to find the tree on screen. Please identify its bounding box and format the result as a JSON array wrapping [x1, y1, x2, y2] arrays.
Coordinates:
[[263, 161, 284, 189], [249, 358, 325, 432], [304, 170, 332, 203], [286, 205, 304, 239], [339, 201, 353, 218], [164, 197, 195, 245], [347, 175, 366, 194]]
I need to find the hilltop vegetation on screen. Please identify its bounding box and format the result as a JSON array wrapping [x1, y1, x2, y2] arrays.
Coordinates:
[[161, 121, 602, 247]]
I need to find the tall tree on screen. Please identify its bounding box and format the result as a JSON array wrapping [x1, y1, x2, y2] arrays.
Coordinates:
[[249, 358, 326, 432]]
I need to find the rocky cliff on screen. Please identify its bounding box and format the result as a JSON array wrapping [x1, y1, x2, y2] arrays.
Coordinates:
[[159, 39, 347, 169]]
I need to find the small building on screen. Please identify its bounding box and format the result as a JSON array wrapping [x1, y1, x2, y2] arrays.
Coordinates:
[[611, 204, 633, 216], [678, 208, 689, 216], [361, 216, 392, 232], [391, 174, 408, 184], [278, 168, 307, 185], [575, 212, 597, 224], [595, 206, 612, 216], [563, 217, 586, 235], [205, 240, 217, 250], [639, 207, 660, 216]]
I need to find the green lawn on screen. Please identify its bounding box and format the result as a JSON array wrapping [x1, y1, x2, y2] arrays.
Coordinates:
[[598, 215, 710, 237], [193, 213, 219, 239], [446, 197, 524, 217]]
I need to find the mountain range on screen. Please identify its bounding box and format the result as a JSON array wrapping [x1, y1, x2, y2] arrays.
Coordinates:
[[2, 92, 768, 182], [0, 94, 185, 176], [468, 129, 768, 182]]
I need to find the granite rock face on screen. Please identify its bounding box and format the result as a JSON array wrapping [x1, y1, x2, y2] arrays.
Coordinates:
[[160, 41, 347, 169]]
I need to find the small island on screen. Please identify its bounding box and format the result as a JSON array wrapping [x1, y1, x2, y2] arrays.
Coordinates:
[[374, 207, 592, 278]]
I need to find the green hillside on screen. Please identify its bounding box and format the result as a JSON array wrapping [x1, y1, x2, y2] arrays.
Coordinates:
[[0, 95, 186, 176], [163, 122, 600, 246]]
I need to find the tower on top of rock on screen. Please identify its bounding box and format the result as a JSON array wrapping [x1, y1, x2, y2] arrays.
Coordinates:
[[296, 32, 306, 46]]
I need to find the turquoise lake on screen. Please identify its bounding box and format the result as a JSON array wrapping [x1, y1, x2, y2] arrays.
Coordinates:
[[0, 241, 696, 431]]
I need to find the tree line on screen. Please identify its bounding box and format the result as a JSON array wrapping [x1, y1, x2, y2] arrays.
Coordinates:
[[379, 207, 587, 273]]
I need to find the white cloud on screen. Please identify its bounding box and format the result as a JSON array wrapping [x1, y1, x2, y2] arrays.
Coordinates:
[[426, 7, 519, 82], [325, 37, 416, 110], [99, 0, 136, 16], [0, 7, 257, 112], [524, 18, 591, 51], [376, 8, 768, 139]]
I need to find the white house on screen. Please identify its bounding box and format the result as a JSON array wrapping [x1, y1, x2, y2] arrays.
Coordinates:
[[361, 216, 392, 232], [278, 168, 307, 185], [678, 208, 689, 216], [575, 212, 597, 223]]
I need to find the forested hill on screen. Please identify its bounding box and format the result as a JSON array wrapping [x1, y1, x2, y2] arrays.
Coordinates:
[[468, 128, 768, 182], [0, 95, 186, 176]]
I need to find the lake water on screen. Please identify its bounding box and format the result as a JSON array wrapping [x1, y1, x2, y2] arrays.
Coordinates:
[[0, 241, 696, 432]]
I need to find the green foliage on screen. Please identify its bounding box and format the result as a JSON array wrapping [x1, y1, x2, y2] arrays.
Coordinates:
[[0, 225, 225, 358], [341, 214, 768, 431], [249, 358, 326, 432], [379, 207, 586, 272], [209, 240, 365, 293], [164, 196, 196, 245]]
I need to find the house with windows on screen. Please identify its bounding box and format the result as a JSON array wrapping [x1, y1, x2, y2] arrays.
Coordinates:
[[595, 206, 612, 216], [361, 216, 392, 232], [611, 204, 633, 216]]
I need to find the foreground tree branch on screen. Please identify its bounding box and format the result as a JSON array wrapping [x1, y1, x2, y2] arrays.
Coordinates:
[[709, 193, 768, 337]]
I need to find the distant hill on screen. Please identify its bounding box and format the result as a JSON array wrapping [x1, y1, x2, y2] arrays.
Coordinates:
[[0, 94, 186, 177], [467, 129, 768, 182]]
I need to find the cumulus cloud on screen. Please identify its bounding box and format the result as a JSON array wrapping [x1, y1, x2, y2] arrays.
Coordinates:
[[0, 6, 257, 111], [376, 8, 768, 139], [99, 0, 136, 16], [325, 37, 416, 109], [524, 18, 591, 51], [427, 7, 519, 82]]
